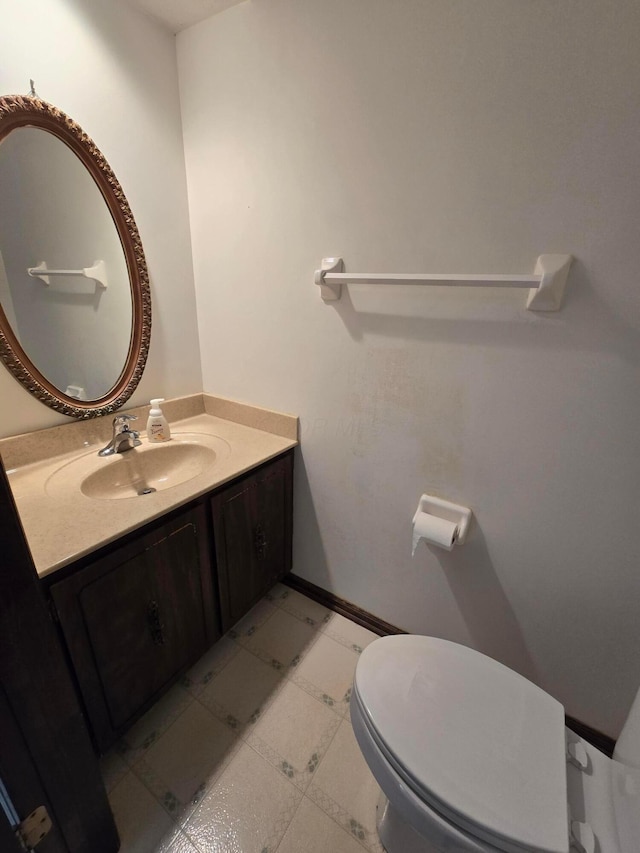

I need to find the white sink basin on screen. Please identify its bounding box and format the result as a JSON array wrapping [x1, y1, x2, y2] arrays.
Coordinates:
[[46, 434, 231, 500]]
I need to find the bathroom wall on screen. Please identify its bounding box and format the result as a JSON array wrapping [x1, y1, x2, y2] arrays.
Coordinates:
[[0, 0, 201, 437], [178, 0, 640, 736]]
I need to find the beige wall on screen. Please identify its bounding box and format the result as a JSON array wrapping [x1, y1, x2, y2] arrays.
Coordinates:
[[0, 0, 202, 436], [178, 0, 640, 736]]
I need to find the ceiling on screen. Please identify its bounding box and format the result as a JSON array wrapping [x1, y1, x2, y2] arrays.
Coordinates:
[[122, 0, 247, 33]]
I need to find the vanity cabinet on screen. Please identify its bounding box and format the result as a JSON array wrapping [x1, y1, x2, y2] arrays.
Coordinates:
[[212, 452, 293, 632], [50, 504, 219, 752], [47, 450, 293, 753]]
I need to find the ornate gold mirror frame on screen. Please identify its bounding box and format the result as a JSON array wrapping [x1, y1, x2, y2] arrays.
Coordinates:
[[0, 95, 151, 418]]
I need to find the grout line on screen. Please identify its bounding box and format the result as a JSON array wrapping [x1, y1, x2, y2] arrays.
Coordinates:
[[270, 792, 307, 853]]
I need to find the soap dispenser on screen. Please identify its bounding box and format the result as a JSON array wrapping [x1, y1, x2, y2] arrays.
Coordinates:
[[147, 399, 171, 443]]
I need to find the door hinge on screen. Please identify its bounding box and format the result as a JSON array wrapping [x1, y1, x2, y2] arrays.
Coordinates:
[[16, 806, 52, 850]]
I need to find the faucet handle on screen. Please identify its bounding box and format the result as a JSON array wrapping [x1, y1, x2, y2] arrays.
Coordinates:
[[113, 414, 138, 430]]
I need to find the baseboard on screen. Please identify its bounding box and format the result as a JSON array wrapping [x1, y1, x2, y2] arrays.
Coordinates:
[[283, 572, 616, 757], [283, 573, 406, 637]]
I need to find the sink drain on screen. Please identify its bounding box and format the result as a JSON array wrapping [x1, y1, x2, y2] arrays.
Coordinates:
[[138, 486, 157, 496]]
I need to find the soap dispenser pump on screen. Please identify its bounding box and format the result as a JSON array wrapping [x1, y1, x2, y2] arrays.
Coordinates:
[[147, 399, 171, 443]]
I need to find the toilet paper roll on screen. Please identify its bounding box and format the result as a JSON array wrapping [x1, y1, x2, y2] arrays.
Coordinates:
[[412, 511, 458, 555]]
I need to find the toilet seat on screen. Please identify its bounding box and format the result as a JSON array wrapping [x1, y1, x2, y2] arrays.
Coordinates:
[[353, 636, 569, 853]]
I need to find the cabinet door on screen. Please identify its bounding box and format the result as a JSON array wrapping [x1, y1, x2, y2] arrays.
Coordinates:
[[212, 452, 293, 632], [51, 505, 218, 751], [79, 521, 204, 730]]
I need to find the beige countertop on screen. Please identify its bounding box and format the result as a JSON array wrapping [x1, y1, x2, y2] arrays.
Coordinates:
[[1, 395, 298, 579]]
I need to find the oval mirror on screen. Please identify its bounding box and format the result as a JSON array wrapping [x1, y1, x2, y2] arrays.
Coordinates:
[[0, 95, 151, 418]]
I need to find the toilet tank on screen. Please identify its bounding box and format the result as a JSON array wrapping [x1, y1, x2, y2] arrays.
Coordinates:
[[613, 686, 640, 769]]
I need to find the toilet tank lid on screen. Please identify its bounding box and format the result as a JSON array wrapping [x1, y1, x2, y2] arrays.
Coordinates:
[[355, 636, 569, 853]]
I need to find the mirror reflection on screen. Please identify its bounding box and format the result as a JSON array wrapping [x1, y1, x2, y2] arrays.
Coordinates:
[[0, 94, 150, 418], [0, 127, 132, 401]]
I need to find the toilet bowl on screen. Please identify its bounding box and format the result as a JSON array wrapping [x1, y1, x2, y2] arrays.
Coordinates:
[[350, 635, 640, 853]]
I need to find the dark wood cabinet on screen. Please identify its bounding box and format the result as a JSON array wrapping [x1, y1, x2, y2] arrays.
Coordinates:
[[47, 450, 293, 753], [50, 504, 220, 752], [212, 453, 293, 632]]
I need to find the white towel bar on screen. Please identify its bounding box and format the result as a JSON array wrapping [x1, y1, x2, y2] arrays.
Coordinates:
[[27, 260, 108, 289], [314, 255, 572, 311]]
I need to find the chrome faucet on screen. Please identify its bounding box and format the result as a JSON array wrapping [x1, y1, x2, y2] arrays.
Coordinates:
[[98, 414, 142, 457]]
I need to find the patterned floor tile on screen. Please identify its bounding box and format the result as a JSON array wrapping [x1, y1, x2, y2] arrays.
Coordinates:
[[199, 646, 286, 730], [264, 582, 291, 605], [183, 742, 303, 852], [278, 588, 332, 627], [238, 607, 321, 670], [108, 771, 175, 853], [228, 597, 277, 639], [154, 827, 202, 853], [119, 684, 194, 764], [100, 749, 129, 793], [137, 700, 240, 816], [322, 613, 379, 654], [291, 633, 360, 716], [246, 681, 340, 791], [111, 590, 387, 853], [181, 636, 240, 697], [308, 718, 384, 853], [277, 796, 370, 853]]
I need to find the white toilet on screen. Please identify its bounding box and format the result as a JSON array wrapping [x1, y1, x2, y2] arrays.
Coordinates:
[[350, 635, 640, 853]]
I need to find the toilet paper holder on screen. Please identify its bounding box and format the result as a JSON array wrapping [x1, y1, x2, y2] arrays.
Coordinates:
[[413, 495, 472, 548]]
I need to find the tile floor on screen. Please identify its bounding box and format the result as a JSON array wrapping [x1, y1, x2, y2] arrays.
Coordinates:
[[101, 583, 385, 853]]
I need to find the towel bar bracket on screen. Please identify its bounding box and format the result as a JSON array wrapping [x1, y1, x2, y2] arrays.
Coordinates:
[[314, 257, 344, 302], [526, 254, 572, 311]]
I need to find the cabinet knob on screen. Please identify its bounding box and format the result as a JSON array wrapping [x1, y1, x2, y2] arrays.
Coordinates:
[[147, 600, 165, 645], [254, 524, 268, 560]]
